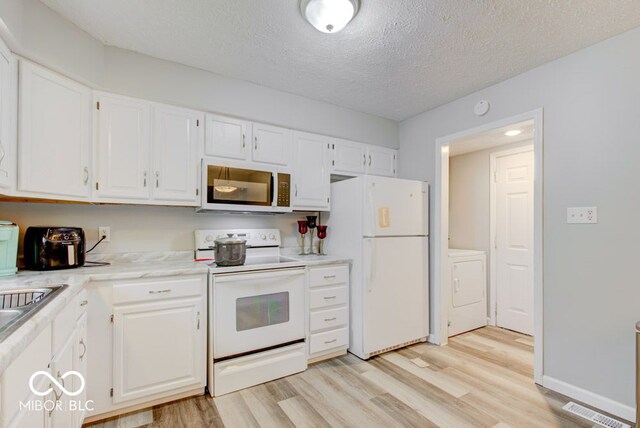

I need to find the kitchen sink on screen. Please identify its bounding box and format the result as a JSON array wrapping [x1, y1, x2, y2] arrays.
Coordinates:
[[0, 285, 67, 343]]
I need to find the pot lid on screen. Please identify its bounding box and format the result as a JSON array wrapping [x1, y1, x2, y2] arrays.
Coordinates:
[[215, 233, 247, 245], [0, 221, 16, 226]]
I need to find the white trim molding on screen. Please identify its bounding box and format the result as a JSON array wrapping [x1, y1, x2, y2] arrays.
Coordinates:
[[543, 375, 635, 423], [433, 108, 544, 385]]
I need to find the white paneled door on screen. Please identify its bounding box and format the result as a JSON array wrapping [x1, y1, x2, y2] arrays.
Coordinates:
[[495, 149, 534, 335]]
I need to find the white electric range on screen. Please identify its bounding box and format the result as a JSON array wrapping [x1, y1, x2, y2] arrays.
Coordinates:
[[194, 229, 307, 396]]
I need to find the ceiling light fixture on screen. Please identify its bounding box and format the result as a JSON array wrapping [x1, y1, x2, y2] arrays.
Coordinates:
[[505, 130, 522, 137], [300, 0, 359, 34]]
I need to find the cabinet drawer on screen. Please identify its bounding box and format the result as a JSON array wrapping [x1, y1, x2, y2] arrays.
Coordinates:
[[309, 328, 348, 355], [309, 286, 348, 310], [309, 265, 348, 288], [309, 306, 348, 332], [113, 276, 204, 304]]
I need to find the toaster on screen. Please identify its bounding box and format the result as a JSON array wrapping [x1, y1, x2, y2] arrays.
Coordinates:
[[24, 227, 85, 270]]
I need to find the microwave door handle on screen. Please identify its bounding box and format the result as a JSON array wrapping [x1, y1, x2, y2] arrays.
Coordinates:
[[270, 174, 275, 206]]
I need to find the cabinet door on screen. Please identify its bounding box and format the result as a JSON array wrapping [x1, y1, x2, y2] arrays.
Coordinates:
[[95, 93, 150, 200], [0, 38, 14, 190], [18, 61, 91, 198], [151, 104, 202, 204], [204, 114, 250, 160], [292, 131, 330, 211], [332, 139, 367, 175], [50, 333, 75, 428], [251, 123, 291, 166], [112, 296, 205, 404], [72, 313, 88, 428], [366, 146, 396, 177]]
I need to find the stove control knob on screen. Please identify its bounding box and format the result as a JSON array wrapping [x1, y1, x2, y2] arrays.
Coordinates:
[[260, 234, 266, 240], [205, 235, 213, 242], [269, 233, 276, 240]]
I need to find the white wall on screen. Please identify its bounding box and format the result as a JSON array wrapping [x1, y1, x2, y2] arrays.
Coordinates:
[[399, 26, 640, 416], [0, 202, 318, 259]]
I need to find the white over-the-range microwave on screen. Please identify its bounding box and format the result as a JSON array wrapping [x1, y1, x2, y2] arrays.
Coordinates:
[[198, 158, 292, 213]]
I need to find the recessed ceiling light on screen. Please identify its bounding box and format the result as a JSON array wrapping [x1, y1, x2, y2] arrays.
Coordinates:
[[301, 0, 359, 34], [505, 130, 522, 137]]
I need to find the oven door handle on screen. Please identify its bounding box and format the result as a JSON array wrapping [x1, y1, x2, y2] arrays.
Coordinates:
[[214, 267, 304, 283]]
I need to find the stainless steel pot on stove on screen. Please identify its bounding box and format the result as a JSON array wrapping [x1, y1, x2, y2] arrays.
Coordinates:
[[214, 234, 247, 266]]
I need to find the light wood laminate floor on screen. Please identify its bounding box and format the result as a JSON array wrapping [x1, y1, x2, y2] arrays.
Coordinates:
[[88, 327, 620, 428]]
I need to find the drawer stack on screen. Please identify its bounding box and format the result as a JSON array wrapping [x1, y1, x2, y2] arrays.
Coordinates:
[[307, 264, 349, 362]]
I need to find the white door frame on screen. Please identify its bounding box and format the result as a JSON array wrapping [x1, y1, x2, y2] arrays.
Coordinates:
[[433, 108, 543, 384], [489, 145, 534, 327]]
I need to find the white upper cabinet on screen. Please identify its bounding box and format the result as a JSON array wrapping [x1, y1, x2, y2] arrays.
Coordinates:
[[251, 122, 292, 166], [0, 38, 14, 190], [366, 146, 397, 177], [292, 131, 330, 211], [331, 138, 397, 177], [151, 104, 202, 204], [331, 139, 367, 176], [204, 114, 291, 166], [205, 114, 250, 160], [94, 92, 151, 200], [18, 61, 91, 199]]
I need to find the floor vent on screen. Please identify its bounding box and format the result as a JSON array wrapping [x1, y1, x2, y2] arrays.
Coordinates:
[[562, 402, 630, 428]]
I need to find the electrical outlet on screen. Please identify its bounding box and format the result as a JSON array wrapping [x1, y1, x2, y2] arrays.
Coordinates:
[[567, 207, 597, 224], [98, 226, 111, 242]]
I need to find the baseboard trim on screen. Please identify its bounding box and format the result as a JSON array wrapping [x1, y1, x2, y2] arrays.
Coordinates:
[[542, 375, 635, 423]]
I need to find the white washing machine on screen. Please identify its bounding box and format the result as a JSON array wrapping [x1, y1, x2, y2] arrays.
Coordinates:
[[448, 249, 487, 337]]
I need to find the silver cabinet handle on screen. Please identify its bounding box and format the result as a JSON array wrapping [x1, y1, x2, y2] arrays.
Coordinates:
[[79, 338, 87, 360], [155, 171, 159, 188], [324, 317, 337, 322], [80, 300, 88, 307], [323, 295, 337, 300], [48, 383, 56, 416], [323, 275, 336, 279], [143, 171, 147, 187], [324, 339, 337, 344], [254, 136, 258, 150], [363, 154, 366, 165], [369, 155, 372, 166], [295, 184, 298, 197], [197, 311, 200, 330], [242, 134, 246, 148], [83, 167, 89, 185], [54, 371, 64, 401], [149, 289, 171, 294]]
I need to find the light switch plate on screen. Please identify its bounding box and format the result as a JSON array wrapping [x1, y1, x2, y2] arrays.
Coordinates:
[[567, 207, 597, 224]]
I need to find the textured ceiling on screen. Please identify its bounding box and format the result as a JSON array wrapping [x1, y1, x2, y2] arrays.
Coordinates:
[[39, 0, 640, 120]]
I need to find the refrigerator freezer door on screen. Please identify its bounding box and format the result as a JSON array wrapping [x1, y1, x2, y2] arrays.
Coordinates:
[[361, 236, 428, 357], [362, 176, 428, 237]]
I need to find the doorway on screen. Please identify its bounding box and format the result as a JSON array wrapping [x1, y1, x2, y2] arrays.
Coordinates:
[[433, 109, 543, 384]]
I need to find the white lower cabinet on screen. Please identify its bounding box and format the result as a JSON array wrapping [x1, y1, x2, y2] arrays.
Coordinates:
[[86, 275, 206, 421], [50, 333, 75, 428], [306, 264, 350, 362], [112, 296, 205, 403]]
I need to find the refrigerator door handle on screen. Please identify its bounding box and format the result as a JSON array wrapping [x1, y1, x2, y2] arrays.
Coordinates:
[[367, 239, 376, 292]]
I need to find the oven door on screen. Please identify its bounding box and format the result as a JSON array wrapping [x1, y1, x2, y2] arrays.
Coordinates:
[[212, 268, 305, 359]]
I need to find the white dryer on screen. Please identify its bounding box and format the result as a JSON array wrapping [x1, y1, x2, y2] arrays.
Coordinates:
[[448, 249, 487, 337]]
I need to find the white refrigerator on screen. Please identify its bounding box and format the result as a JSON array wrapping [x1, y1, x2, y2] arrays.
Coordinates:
[[326, 175, 429, 360]]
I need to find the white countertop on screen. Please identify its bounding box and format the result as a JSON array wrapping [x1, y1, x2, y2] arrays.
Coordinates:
[[0, 251, 350, 373]]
